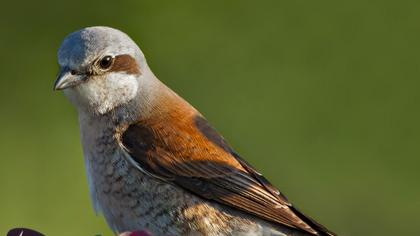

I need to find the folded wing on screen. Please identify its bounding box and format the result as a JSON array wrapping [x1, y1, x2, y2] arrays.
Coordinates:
[[120, 112, 334, 236]]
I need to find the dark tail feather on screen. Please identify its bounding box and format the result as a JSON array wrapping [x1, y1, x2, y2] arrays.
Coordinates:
[[290, 206, 337, 236]]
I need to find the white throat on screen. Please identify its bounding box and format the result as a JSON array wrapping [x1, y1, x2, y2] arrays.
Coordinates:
[[64, 72, 140, 115]]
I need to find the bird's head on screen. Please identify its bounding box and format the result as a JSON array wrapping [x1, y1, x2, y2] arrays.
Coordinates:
[[54, 26, 153, 116]]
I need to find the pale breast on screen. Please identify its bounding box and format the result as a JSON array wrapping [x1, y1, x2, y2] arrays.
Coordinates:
[[82, 123, 185, 234]]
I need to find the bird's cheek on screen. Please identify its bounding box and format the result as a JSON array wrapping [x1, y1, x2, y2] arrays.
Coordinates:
[[61, 79, 99, 111], [94, 75, 139, 114]]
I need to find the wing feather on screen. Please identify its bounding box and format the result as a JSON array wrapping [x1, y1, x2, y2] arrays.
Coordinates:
[[120, 112, 335, 236]]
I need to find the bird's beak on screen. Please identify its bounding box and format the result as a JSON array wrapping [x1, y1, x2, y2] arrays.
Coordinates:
[[53, 69, 85, 90]]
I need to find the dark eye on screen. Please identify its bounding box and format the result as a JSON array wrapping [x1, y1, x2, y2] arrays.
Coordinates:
[[99, 55, 114, 70]]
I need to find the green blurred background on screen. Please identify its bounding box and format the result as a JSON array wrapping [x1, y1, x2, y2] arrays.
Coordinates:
[[0, 1, 419, 235]]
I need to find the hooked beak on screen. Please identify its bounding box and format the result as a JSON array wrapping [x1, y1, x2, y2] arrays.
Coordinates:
[[53, 69, 85, 90]]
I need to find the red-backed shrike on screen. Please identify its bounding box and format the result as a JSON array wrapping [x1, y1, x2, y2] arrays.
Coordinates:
[[54, 26, 335, 236]]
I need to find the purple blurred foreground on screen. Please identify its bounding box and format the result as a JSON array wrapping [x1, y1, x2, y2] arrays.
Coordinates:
[[119, 230, 153, 236]]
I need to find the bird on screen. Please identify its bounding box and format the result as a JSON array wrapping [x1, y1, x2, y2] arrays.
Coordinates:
[[54, 26, 336, 236]]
